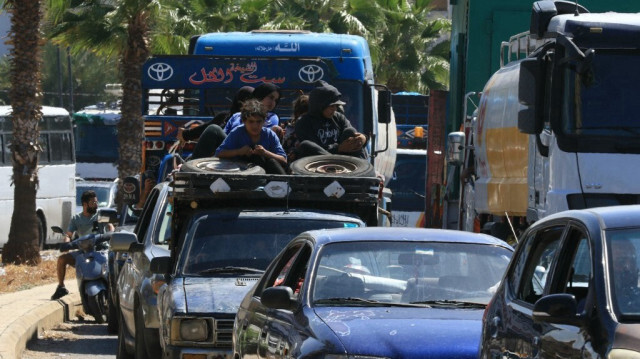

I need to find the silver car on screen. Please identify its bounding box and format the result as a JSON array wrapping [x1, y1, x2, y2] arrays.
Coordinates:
[[111, 181, 171, 358]]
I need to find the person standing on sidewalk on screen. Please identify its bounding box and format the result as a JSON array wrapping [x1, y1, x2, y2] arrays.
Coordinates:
[[51, 190, 113, 300]]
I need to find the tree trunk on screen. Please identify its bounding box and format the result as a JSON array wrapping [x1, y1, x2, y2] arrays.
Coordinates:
[[2, 0, 43, 265], [115, 12, 150, 209]]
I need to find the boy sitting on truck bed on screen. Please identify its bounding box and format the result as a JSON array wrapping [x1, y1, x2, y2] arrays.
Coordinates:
[[215, 99, 287, 174]]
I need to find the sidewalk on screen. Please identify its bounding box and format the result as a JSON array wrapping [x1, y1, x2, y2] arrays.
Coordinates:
[[0, 279, 81, 359]]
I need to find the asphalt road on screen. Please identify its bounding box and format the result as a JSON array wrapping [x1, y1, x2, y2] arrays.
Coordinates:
[[22, 318, 116, 359]]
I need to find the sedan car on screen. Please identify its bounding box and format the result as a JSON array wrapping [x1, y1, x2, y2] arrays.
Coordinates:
[[233, 227, 513, 359], [480, 205, 640, 358]]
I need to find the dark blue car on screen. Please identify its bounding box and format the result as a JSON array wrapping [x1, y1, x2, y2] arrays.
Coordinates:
[[233, 227, 513, 358]]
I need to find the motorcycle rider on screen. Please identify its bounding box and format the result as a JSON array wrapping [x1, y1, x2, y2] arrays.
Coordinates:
[[51, 190, 114, 300]]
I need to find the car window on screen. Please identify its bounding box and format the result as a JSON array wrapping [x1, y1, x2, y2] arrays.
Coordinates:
[[517, 226, 564, 305], [551, 227, 592, 313], [312, 241, 512, 305], [153, 201, 172, 245], [134, 187, 160, 242], [606, 228, 640, 317], [256, 243, 305, 297], [275, 245, 312, 298]]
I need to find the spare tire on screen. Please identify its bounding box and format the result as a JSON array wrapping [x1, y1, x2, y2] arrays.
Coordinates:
[[290, 155, 375, 177], [181, 157, 266, 175]]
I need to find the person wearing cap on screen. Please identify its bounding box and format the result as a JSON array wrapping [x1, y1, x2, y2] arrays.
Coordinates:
[[294, 80, 367, 159]]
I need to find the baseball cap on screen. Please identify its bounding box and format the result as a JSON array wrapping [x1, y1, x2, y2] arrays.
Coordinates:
[[329, 99, 346, 106]]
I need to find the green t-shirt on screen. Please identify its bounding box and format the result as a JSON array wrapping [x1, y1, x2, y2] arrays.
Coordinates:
[[67, 212, 98, 236]]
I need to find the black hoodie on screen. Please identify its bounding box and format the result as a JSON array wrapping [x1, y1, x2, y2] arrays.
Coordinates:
[[294, 80, 358, 153]]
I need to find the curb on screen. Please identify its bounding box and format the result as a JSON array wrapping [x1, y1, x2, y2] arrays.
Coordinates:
[[0, 293, 82, 359]]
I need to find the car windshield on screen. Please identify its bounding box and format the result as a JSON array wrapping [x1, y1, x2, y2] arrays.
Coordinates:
[[180, 215, 361, 275], [312, 241, 512, 306], [76, 185, 113, 207], [606, 228, 640, 317]]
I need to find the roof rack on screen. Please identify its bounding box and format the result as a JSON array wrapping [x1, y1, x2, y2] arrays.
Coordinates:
[[171, 172, 381, 204]]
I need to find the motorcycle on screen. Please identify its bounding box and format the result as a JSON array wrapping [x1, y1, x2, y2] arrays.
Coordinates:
[[51, 226, 112, 324]]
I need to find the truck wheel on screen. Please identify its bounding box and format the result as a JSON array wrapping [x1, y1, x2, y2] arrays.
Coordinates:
[[290, 155, 375, 177], [181, 157, 266, 174], [87, 290, 108, 324]]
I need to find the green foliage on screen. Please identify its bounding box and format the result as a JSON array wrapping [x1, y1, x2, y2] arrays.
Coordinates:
[[42, 0, 450, 98], [39, 43, 120, 110]]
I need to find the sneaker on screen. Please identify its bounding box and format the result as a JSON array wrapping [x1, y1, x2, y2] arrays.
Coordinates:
[[51, 286, 69, 300]]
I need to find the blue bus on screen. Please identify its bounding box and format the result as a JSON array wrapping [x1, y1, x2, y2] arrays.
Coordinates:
[[141, 30, 396, 184]]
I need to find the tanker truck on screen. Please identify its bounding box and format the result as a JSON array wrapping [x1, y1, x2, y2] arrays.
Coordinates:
[[448, 0, 640, 235]]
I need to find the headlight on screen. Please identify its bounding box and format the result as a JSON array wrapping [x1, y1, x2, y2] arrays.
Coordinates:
[[171, 317, 209, 342], [608, 349, 640, 359]]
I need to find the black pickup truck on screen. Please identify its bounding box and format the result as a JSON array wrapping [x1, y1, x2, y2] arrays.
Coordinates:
[[149, 159, 384, 358]]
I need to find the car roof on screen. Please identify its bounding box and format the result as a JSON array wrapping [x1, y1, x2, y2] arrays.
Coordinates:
[[535, 205, 640, 230], [304, 227, 513, 248]]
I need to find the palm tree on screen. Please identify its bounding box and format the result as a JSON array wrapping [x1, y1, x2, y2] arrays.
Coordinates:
[[1, 0, 45, 265], [241, 0, 450, 93], [46, 0, 159, 199], [374, 0, 451, 93]]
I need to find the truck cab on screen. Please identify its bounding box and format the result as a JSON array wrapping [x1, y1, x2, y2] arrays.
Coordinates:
[[449, 0, 640, 232]]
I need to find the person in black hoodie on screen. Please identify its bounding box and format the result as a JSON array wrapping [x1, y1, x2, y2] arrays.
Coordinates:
[[294, 80, 367, 159]]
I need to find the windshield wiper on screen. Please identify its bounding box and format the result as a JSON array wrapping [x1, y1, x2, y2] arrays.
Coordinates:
[[314, 297, 429, 308], [198, 266, 264, 275], [409, 300, 486, 308]]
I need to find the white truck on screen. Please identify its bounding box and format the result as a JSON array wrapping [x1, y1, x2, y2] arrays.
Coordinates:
[[448, 0, 640, 234]]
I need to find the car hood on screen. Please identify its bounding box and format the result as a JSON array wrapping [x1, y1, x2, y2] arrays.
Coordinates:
[[183, 276, 259, 313], [314, 306, 483, 358]]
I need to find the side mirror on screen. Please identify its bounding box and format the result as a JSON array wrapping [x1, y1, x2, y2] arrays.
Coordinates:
[[97, 208, 119, 224], [122, 176, 140, 206], [261, 286, 295, 310], [150, 257, 172, 275], [446, 132, 465, 166], [533, 293, 582, 326], [377, 89, 392, 124], [109, 231, 138, 252], [518, 58, 543, 135]]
